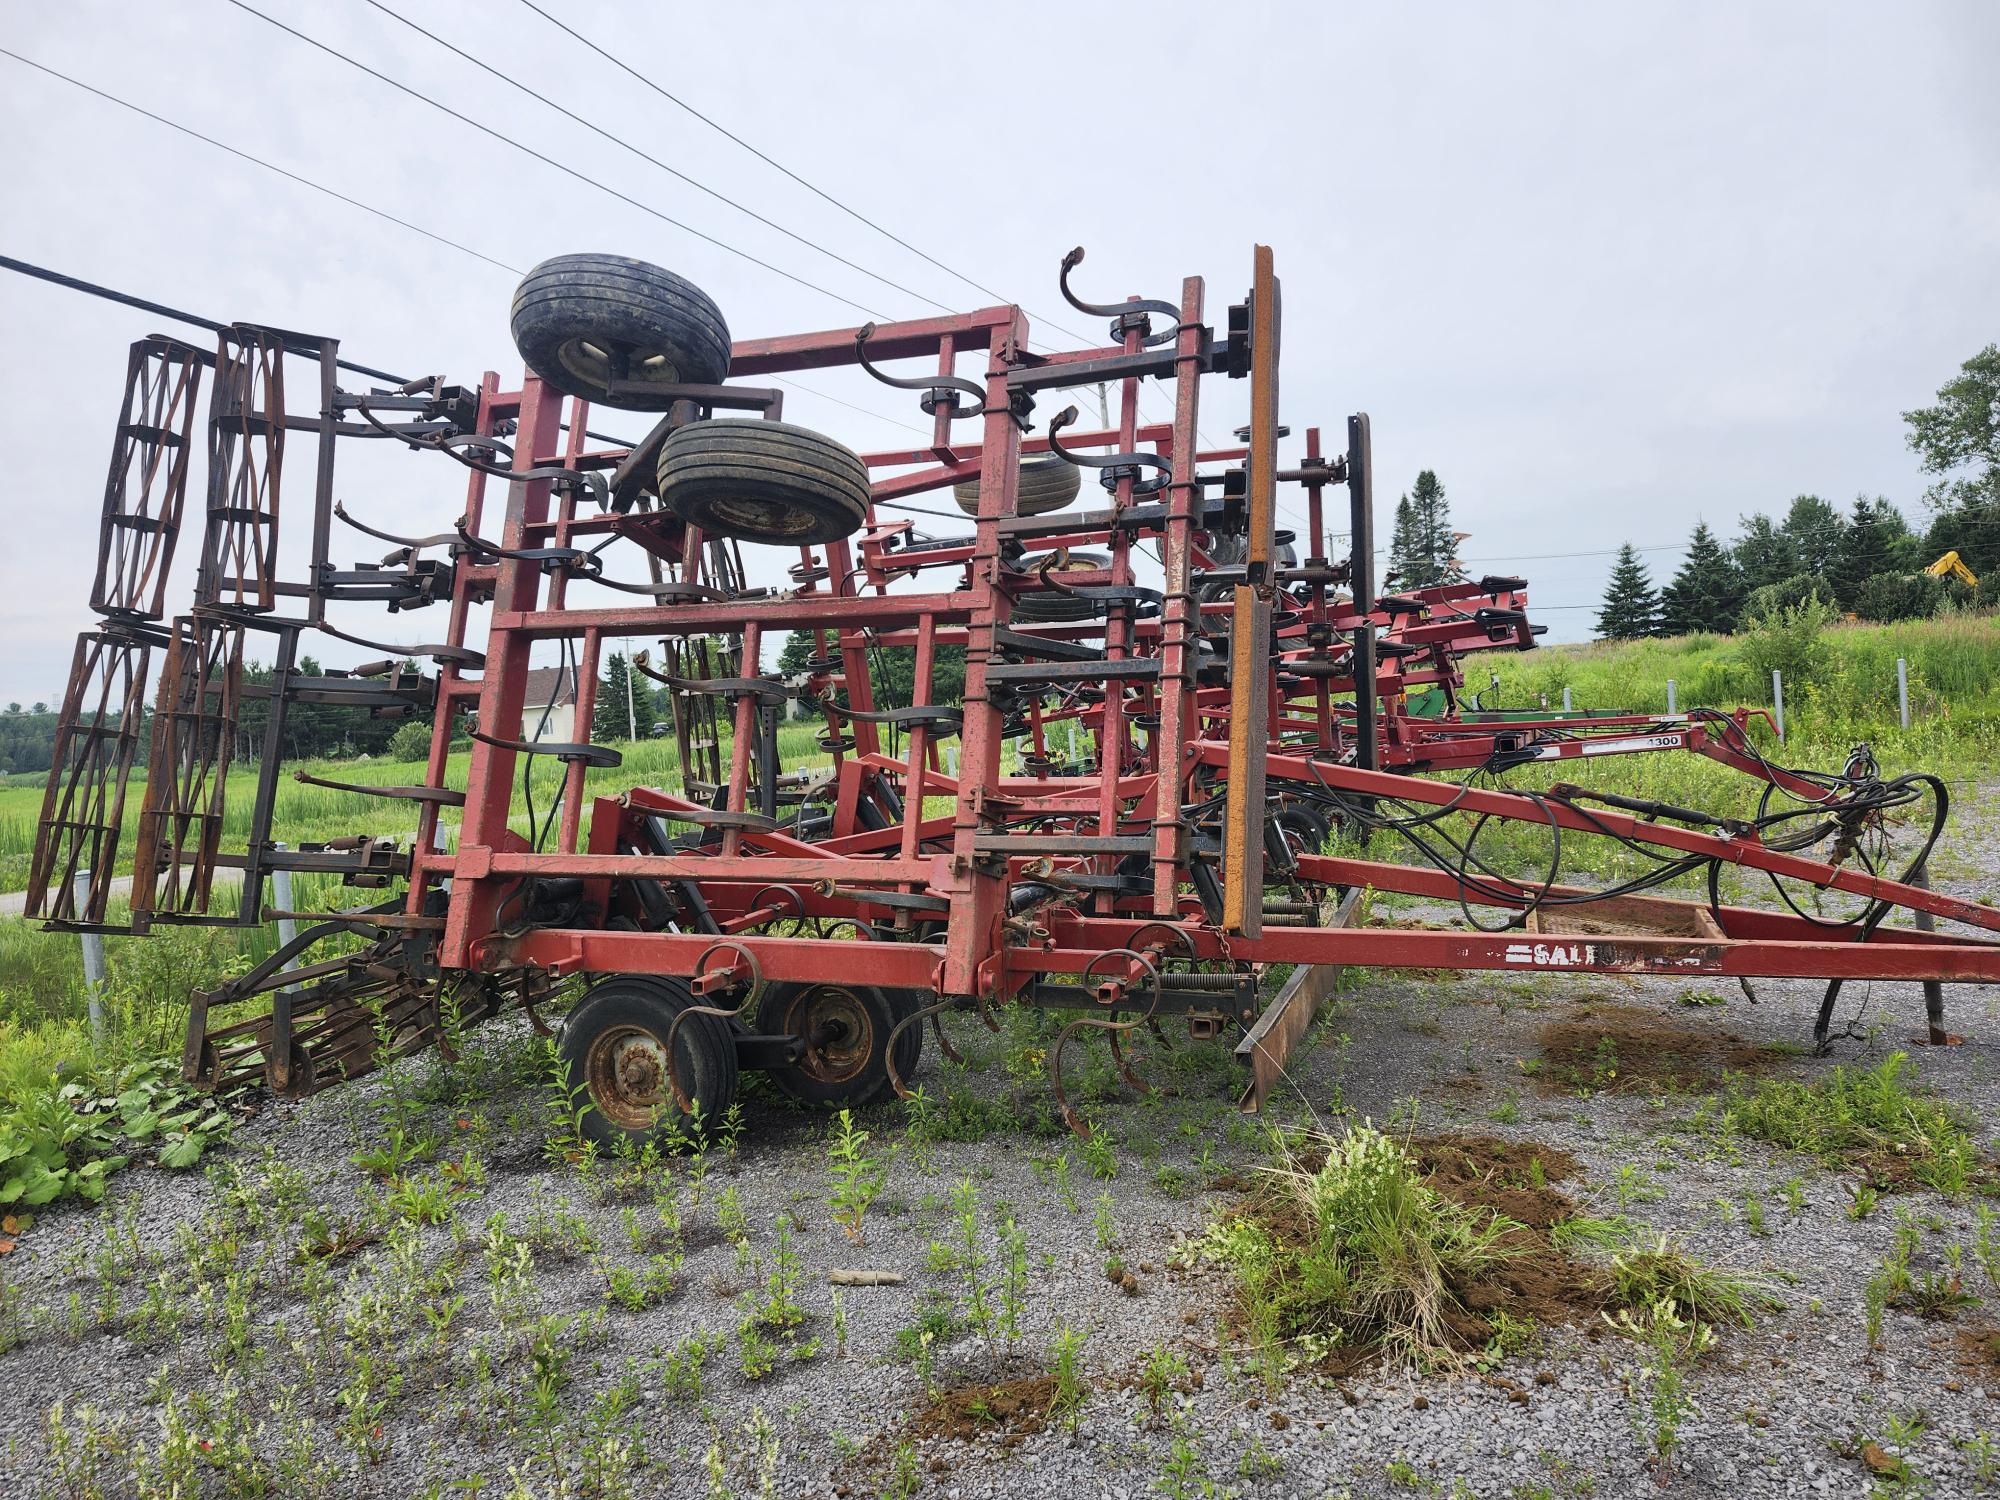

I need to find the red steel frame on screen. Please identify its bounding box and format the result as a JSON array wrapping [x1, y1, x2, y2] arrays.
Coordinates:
[[30, 243, 2000, 1111]]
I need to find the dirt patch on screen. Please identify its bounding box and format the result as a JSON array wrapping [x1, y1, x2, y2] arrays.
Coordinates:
[[1954, 1325, 2000, 1379], [1413, 1134, 1581, 1232], [909, 1372, 1062, 1446], [1209, 1133, 1610, 1375], [1409, 1134, 1607, 1341], [1535, 1002, 1783, 1093]]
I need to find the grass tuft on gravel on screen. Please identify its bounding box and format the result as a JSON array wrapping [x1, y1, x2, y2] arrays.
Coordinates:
[[1607, 1232, 1777, 1329], [1721, 1052, 1987, 1196], [1194, 1125, 1520, 1374]]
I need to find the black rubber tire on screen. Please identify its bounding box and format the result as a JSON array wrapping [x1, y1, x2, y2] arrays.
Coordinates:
[[657, 419, 870, 546], [755, 980, 899, 1108], [558, 975, 737, 1148], [511, 254, 731, 411], [952, 456, 1083, 517], [1014, 550, 1110, 623]]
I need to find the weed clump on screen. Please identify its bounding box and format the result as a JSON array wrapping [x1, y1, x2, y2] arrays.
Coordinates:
[[1722, 1052, 1987, 1195], [1193, 1125, 1519, 1372], [1607, 1233, 1773, 1330]]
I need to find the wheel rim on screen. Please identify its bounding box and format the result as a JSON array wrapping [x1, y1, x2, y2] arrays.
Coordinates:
[[583, 1023, 672, 1130], [704, 492, 833, 541], [557, 336, 681, 394], [781, 985, 876, 1087]]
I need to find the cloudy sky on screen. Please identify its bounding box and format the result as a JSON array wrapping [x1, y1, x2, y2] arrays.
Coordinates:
[[2, 0, 1996, 705]]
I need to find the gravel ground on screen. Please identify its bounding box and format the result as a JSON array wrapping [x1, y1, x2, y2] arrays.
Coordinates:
[[3, 790, 1998, 1500]]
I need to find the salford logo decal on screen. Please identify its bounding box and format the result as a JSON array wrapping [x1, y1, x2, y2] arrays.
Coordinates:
[[1502, 942, 1599, 966]]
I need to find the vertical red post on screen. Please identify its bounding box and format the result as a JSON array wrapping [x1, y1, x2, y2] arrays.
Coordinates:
[[443, 374, 563, 969]]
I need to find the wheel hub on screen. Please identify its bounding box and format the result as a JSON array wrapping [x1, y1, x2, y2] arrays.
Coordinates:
[[558, 336, 681, 393], [786, 986, 873, 1084], [585, 1023, 670, 1129]]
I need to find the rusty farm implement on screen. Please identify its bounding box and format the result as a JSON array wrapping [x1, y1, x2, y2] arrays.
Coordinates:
[[27, 244, 1999, 1140]]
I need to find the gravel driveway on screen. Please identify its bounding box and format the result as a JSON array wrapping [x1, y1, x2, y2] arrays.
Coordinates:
[[2, 790, 1997, 1500]]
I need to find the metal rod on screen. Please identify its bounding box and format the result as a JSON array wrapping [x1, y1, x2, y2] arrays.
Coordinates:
[[1772, 669, 1785, 741], [74, 868, 106, 1038], [271, 844, 299, 994], [1907, 860, 1948, 1043], [1897, 657, 1910, 730]]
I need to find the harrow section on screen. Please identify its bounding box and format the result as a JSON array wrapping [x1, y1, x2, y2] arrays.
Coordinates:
[[32, 244, 1999, 1135]]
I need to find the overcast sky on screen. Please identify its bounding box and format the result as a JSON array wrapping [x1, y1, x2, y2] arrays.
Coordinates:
[[2, 0, 1996, 705]]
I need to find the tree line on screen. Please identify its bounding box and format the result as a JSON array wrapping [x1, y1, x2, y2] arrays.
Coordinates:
[[1597, 344, 2000, 639]]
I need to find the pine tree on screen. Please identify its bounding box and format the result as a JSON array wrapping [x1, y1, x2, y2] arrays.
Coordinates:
[[1658, 523, 1742, 635], [593, 652, 656, 742], [1831, 496, 1894, 609], [1732, 514, 1799, 592], [1410, 470, 1456, 586], [1778, 494, 1846, 577], [1386, 493, 1422, 586], [1597, 544, 1660, 640], [1388, 472, 1457, 587]]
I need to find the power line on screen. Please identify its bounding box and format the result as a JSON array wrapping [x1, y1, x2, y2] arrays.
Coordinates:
[[0, 57, 931, 442], [512, 0, 1069, 330], [223, 0, 891, 320], [0, 47, 516, 283], [234, 3, 1248, 507], [506, 0, 1237, 478], [1466, 541, 1689, 565], [355, 0, 955, 317]]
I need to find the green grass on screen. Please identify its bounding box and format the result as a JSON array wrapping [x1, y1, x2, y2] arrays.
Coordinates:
[[1194, 1125, 1518, 1374], [1720, 1052, 1985, 1196], [1391, 613, 2000, 890], [0, 721, 839, 897], [1605, 1232, 1775, 1329], [1482, 612, 2000, 731]]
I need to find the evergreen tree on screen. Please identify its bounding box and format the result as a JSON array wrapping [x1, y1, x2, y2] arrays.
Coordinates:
[[1731, 514, 1797, 591], [1410, 470, 1457, 585], [1386, 494, 1422, 586], [593, 652, 656, 742], [1387, 472, 1457, 587], [1596, 544, 1660, 640], [1777, 494, 1846, 577], [1832, 496, 1895, 609], [1658, 522, 1742, 635]]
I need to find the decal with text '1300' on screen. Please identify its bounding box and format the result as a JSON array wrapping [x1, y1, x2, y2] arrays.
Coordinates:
[[1503, 942, 1598, 966], [1529, 734, 1686, 759]]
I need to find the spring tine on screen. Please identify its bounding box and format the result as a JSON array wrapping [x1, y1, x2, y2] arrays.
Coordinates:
[[884, 994, 960, 1100]]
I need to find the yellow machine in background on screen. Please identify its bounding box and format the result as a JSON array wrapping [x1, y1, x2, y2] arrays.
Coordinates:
[[1926, 550, 1980, 588]]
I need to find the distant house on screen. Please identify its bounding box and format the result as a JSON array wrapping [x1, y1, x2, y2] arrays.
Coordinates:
[[519, 665, 581, 743]]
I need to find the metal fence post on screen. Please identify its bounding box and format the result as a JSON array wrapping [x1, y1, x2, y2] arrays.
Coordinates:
[[73, 867, 105, 1040], [272, 843, 299, 993], [1561, 686, 1572, 713], [1772, 670, 1785, 741], [1897, 658, 1910, 730], [1666, 679, 1677, 714]]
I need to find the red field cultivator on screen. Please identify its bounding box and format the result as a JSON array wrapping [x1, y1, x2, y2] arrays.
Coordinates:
[[30, 244, 1999, 1137]]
